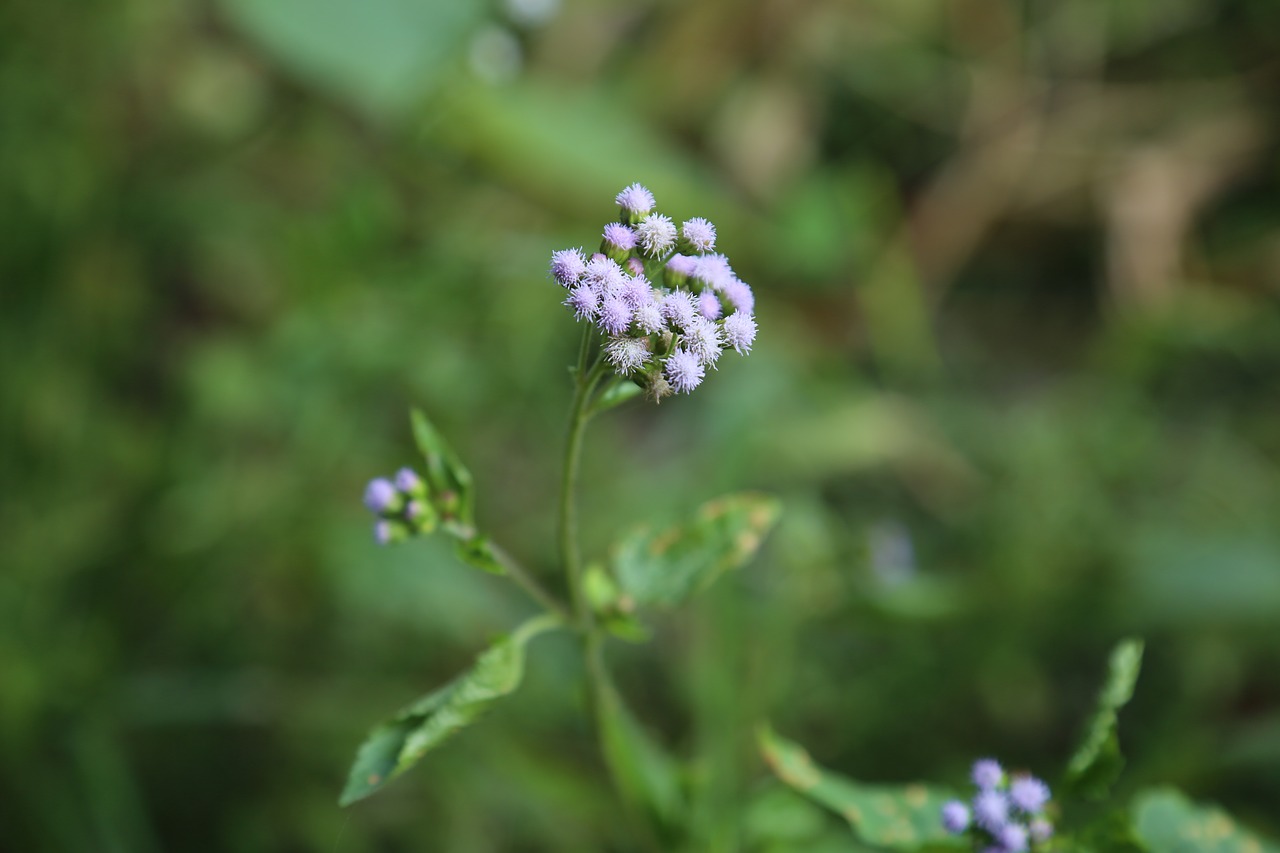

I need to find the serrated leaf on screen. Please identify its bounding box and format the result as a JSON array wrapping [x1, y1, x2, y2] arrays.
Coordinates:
[[339, 614, 561, 806], [1065, 638, 1144, 799], [410, 408, 476, 525], [596, 678, 685, 829], [1133, 788, 1280, 853], [610, 493, 781, 609], [758, 727, 963, 850]]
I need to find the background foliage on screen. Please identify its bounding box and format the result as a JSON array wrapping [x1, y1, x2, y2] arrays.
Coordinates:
[[3, 0, 1279, 849]]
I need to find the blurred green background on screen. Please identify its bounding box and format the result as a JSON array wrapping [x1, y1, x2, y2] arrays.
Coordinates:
[[3, 0, 1280, 849]]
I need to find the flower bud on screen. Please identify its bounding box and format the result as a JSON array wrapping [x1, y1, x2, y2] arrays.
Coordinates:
[[364, 477, 404, 515]]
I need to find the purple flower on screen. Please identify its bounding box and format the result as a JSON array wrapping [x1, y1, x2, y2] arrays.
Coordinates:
[[619, 275, 651, 309], [364, 478, 398, 513], [616, 182, 655, 216], [406, 499, 427, 521], [722, 278, 755, 314], [633, 297, 665, 335], [685, 317, 723, 367], [635, 213, 677, 256], [693, 253, 735, 289], [664, 348, 704, 393], [394, 467, 423, 495], [626, 257, 645, 276], [698, 289, 722, 320], [565, 283, 600, 320], [584, 256, 625, 291], [722, 311, 757, 354], [1029, 817, 1053, 843], [604, 336, 650, 373], [550, 248, 586, 287], [940, 800, 971, 834], [681, 217, 716, 252], [597, 293, 633, 335], [972, 759, 1004, 790], [374, 520, 393, 545], [972, 790, 1009, 832], [660, 290, 698, 330], [603, 222, 637, 252], [997, 823, 1029, 853], [1009, 776, 1050, 814]]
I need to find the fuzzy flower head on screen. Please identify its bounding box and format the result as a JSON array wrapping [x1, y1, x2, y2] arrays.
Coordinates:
[[681, 217, 716, 252], [615, 182, 655, 219], [550, 248, 586, 287], [364, 478, 399, 514], [549, 183, 760, 400], [944, 758, 1055, 852], [635, 213, 677, 257]]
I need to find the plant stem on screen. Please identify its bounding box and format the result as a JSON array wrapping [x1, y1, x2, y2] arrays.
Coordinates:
[[560, 330, 600, 631], [488, 542, 571, 622]]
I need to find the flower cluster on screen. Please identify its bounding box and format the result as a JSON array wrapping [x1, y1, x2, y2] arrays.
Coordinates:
[[362, 467, 436, 545], [941, 759, 1054, 852], [550, 183, 757, 398]]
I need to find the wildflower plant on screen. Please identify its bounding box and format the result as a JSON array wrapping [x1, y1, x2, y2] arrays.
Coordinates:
[[341, 184, 779, 843]]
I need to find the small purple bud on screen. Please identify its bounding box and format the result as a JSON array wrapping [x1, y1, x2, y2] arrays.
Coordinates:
[[626, 257, 645, 276], [635, 213, 677, 256], [604, 336, 650, 373], [603, 222, 638, 251], [972, 790, 1009, 832], [374, 520, 394, 545], [997, 823, 1029, 853], [363, 478, 399, 514], [1009, 776, 1050, 814], [940, 800, 971, 834], [615, 182, 655, 217], [681, 216, 716, 252], [972, 759, 1004, 790], [660, 290, 698, 330], [565, 283, 600, 320], [697, 289, 722, 320], [394, 467, 423, 495], [550, 248, 587, 287], [597, 293, 633, 335], [664, 347, 704, 393], [1029, 817, 1053, 843], [722, 311, 757, 354]]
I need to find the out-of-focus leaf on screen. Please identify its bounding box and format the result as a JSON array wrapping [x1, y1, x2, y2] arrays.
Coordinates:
[[339, 614, 561, 805], [596, 677, 684, 829], [411, 408, 476, 525], [1064, 638, 1144, 799], [1133, 788, 1280, 853], [583, 565, 650, 643], [452, 533, 504, 576], [591, 378, 643, 415], [219, 0, 485, 117], [758, 726, 962, 850], [610, 493, 781, 609]]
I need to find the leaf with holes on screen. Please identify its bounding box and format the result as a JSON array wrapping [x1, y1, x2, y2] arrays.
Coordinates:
[[339, 615, 561, 806], [758, 726, 963, 850], [610, 493, 780, 609]]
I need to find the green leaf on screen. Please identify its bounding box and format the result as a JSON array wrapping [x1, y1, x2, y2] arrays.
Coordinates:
[[583, 564, 650, 643], [1133, 787, 1280, 853], [591, 378, 644, 415], [452, 533, 504, 576], [339, 614, 561, 806], [218, 0, 485, 118], [596, 678, 685, 829], [410, 408, 476, 526], [758, 726, 963, 850], [1065, 638, 1145, 799], [610, 493, 781, 609]]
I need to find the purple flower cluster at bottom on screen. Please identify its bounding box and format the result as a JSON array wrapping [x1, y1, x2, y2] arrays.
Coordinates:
[[941, 759, 1054, 852]]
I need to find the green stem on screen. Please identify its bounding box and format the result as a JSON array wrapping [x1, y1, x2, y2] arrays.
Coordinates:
[[559, 331, 597, 630], [488, 542, 571, 622]]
